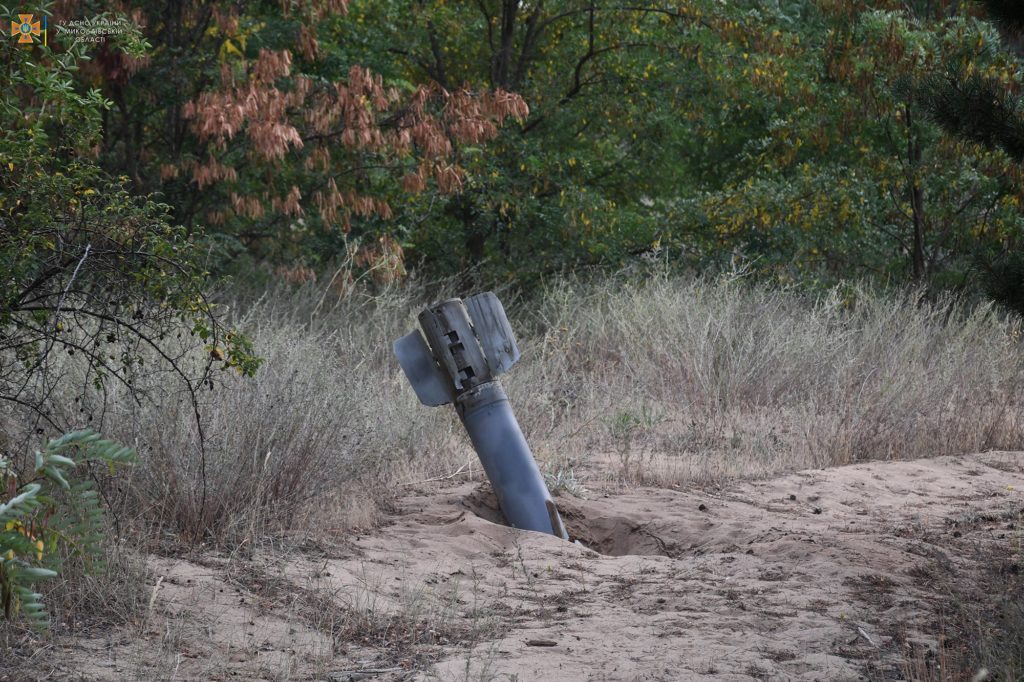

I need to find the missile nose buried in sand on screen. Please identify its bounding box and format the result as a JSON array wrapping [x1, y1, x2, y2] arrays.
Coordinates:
[[393, 293, 569, 540]]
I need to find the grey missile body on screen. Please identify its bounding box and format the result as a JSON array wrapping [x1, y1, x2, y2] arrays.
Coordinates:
[[393, 293, 568, 540]]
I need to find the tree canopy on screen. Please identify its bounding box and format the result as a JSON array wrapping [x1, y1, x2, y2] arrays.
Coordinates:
[[4, 0, 1024, 299], [915, 0, 1024, 314]]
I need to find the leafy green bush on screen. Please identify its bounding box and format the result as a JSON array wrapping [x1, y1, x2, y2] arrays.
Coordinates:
[[0, 431, 134, 631], [1, 5, 260, 436]]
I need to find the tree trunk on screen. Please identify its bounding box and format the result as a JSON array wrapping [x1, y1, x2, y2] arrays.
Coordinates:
[[906, 105, 927, 280]]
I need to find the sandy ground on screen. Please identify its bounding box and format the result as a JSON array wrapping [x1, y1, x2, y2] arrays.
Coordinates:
[[13, 450, 1023, 681]]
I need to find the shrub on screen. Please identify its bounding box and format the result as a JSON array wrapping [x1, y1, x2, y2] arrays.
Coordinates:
[[0, 7, 259, 439], [0, 431, 135, 630]]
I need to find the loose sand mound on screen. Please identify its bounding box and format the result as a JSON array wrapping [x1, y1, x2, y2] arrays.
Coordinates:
[[29, 451, 1023, 681]]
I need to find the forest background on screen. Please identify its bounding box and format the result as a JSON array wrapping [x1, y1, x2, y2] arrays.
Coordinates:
[[7, 0, 1024, 303]]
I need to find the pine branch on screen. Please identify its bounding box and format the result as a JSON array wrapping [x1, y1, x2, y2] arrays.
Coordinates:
[[916, 68, 1024, 163]]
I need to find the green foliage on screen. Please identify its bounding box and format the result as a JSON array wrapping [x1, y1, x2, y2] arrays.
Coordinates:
[[335, 0, 1024, 288], [0, 2, 261, 428], [77, 0, 526, 282], [11, 0, 1023, 297], [352, 0, 701, 280], [980, 251, 1024, 317], [911, 0, 1024, 312], [917, 67, 1024, 163], [0, 430, 135, 631]]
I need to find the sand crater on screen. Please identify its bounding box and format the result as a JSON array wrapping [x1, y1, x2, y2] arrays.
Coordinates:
[[461, 485, 674, 557]]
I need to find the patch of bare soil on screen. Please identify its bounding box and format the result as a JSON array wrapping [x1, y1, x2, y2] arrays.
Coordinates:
[[16, 451, 1023, 681]]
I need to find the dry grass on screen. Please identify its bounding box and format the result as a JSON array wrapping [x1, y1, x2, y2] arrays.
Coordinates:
[[892, 545, 1022, 682], [4, 271, 1021, 543], [508, 273, 1024, 486], [1, 271, 1022, 670], [0, 539, 149, 675], [77, 280, 466, 546]]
